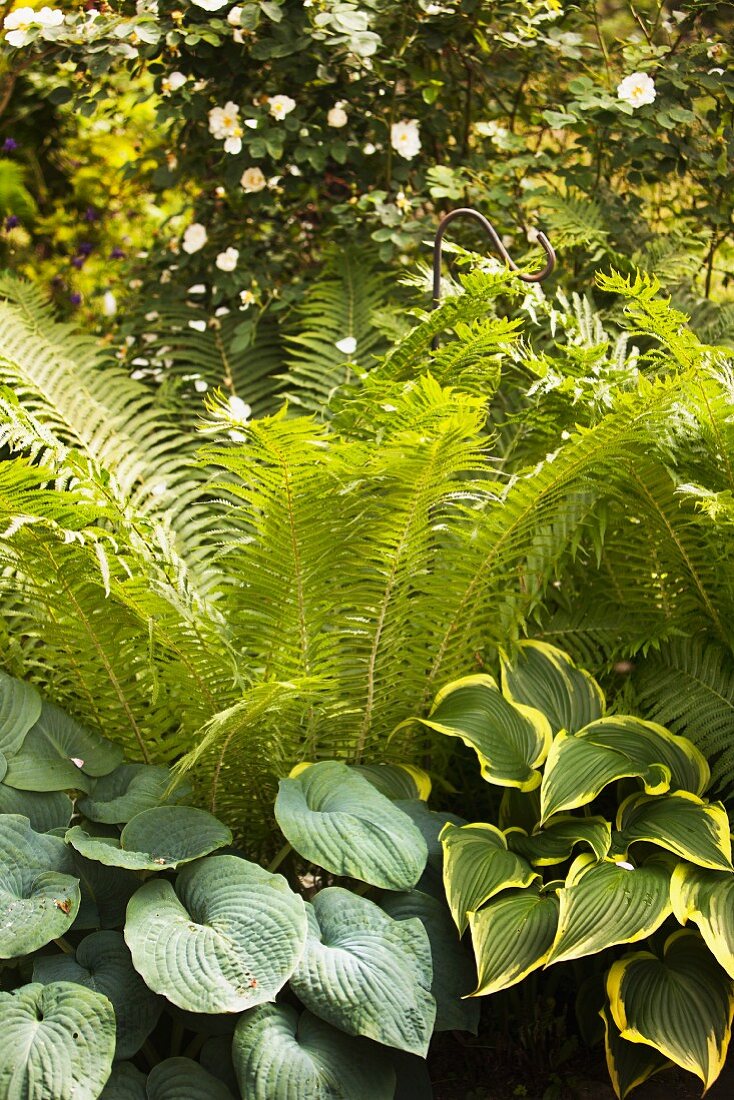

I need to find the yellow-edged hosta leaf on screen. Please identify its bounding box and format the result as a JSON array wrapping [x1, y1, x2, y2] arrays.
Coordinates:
[[546, 854, 672, 966], [440, 822, 540, 934], [541, 717, 709, 823], [413, 675, 551, 791], [352, 763, 432, 802], [600, 1004, 671, 1100], [498, 786, 540, 832], [507, 815, 611, 867], [671, 863, 734, 978], [468, 887, 559, 996], [501, 641, 606, 735], [614, 792, 732, 871], [607, 929, 734, 1091]]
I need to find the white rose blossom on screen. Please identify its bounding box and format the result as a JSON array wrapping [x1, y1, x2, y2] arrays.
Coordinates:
[[4, 5, 63, 47], [335, 336, 357, 356], [182, 223, 208, 254], [162, 71, 187, 95], [190, 0, 229, 9], [240, 166, 267, 193], [617, 72, 656, 109], [227, 5, 242, 24], [102, 291, 117, 318], [327, 103, 348, 128], [390, 119, 421, 160], [209, 101, 243, 154], [215, 247, 239, 272], [239, 289, 256, 310], [268, 95, 296, 121]]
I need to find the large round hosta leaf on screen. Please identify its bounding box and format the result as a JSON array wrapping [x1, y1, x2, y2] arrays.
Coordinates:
[[0, 981, 115, 1100], [0, 670, 42, 756], [411, 674, 551, 790], [66, 805, 232, 871], [469, 886, 559, 996], [546, 854, 672, 965], [671, 863, 734, 979], [72, 851, 141, 930], [290, 887, 435, 1056], [608, 929, 734, 1090], [33, 930, 162, 1059], [3, 701, 123, 792], [147, 1058, 235, 1100], [232, 1003, 396, 1100], [395, 798, 465, 897], [352, 763, 431, 801], [0, 786, 73, 832], [501, 641, 606, 736], [0, 814, 80, 958], [77, 764, 192, 824], [507, 815, 611, 867], [125, 854, 306, 1013], [600, 1005, 671, 1100], [98, 1063, 147, 1100], [381, 889, 479, 1034], [614, 791, 732, 871], [440, 821, 539, 934], [540, 717, 709, 822], [275, 761, 427, 890]]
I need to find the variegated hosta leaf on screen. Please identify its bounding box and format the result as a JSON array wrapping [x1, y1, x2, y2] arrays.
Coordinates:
[[352, 763, 431, 801], [600, 1004, 671, 1100], [541, 717, 709, 822], [501, 640, 606, 735], [147, 1058, 236, 1100], [66, 805, 232, 871], [381, 889, 480, 1034], [613, 791, 732, 871], [607, 929, 734, 1091], [411, 675, 551, 790], [125, 854, 307, 1013], [232, 1004, 396, 1100], [0, 785, 73, 831], [468, 886, 559, 996], [0, 814, 80, 958], [98, 1062, 147, 1099], [0, 670, 42, 756], [4, 701, 123, 793], [546, 854, 672, 966], [507, 815, 611, 866], [33, 930, 162, 1060], [275, 761, 427, 890], [77, 764, 192, 825], [671, 863, 734, 978], [441, 821, 540, 934], [0, 981, 115, 1100], [394, 798, 466, 898], [498, 786, 541, 832], [289, 887, 435, 1056]]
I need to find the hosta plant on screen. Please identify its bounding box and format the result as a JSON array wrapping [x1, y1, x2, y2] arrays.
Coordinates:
[[405, 640, 734, 1099], [0, 670, 478, 1100]]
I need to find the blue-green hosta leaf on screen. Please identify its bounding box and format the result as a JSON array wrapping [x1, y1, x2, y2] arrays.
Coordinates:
[[541, 717, 709, 822], [77, 764, 192, 825], [411, 675, 551, 790], [352, 763, 431, 801], [441, 821, 540, 934], [0, 981, 115, 1100], [289, 887, 435, 1056], [394, 798, 465, 898], [0, 670, 42, 756], [614, 791, 732, 871], [0, 814, 80, 958], [275, 761, 427, 890], [671, 863, 734, 979], [232, 1003, 396, 1100], [608, 930, 734, 1091], [0, 752, 6, 782], [600, 1004, 671, 1100], [98, 1062, 147, 1099], [71, 851, 141, 930], [468, 887, 560, 996], [33, 931, 162, 1060], [3, 701, 123, 793], [147, 1058, 235, 1100], [507, 815, 612, 866], [381, 889, 479, 1034], [125, 854, 307, 1013], [200, 1036, 240, 1096], [547, 854, 672, 966], [0, 786, 73, 831], [501, 641, 606, 735], [66, 805, 232, 871]]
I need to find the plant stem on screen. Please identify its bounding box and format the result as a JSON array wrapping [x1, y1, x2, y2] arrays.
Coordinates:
[[267, 841, 292, 873]]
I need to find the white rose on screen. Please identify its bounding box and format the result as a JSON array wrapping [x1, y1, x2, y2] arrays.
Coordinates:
[[163, 70, 187, 94], [227, 5, 242, 24], [215, 247, 239, 272], [36, 6, 64, 25], [228, 395, 252, 420], [239, 289, 256, 309], [102, 291, 117, 317], [240, 166, 267, 193], [190, 0, 229, 9], [335, 336, 357, 356], [617, 72, 656, 109], [268, 95, 296, 121], [188, 319, 207, 332], [4, 6, 39, 46], [182, 223, 208, 254], [209, 101, 241, 139], [327, 104, 348, 128], [390, 119, 421, 160], [223, 135, 242, 154]]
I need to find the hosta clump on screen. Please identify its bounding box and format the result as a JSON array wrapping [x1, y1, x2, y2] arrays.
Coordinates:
[[0, 672, 478, 1099], [407, 641, 734, 1098]]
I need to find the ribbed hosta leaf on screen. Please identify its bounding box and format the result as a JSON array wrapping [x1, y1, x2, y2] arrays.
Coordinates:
[[125, 854, 307, 1013], [289, 887, 435, 1056], [501, 641, 606, 735], [614, 791, 732, 870], [77, 764, 191, 824], [0, 814, 80, 958], [671, 863, 734, 978], [395, 798, 465, 897], [0, 670, 41, 755], [98, 1062, 147, 1099], [412, 675, 551, 790], [3, 701, 123, 792], [468, 887, 559, 995], [232, 1004, 396, 1100], [441, 821, 540, 934], [72, 851, 140, 930], [0, 981, 115, 1100], [600, 1004, 670, 1100], [0, 786, 73, 831], [66, 805, 231, 871], [33, 930, 162, 1059], [147, 1058, 235, 1100], [352, 763, 431, 801], [547, 854, 672, 965], [507, 815, 611, 866], [275, 761, 427, 890], [608, 930, 734, 1090], [541, 717, 709, 822]]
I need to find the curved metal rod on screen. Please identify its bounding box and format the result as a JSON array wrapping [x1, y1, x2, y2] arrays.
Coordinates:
[[432, 207, 556, 309]]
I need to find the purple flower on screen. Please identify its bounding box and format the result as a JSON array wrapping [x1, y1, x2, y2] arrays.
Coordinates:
[[78, 241, 94, 256], [70, 292, 82, 306], [2, 138, 18, 153], [84, 206, 99, 223], [110, 246, 126, 259], [5, 215, 20, 229], [71, 256, 86, 269]]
